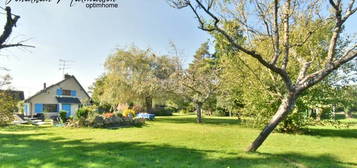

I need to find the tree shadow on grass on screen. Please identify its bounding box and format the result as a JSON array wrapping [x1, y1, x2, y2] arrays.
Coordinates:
[[0, 124, 52, 132], [258, 152, 357, 168], [304, 127, 357, 139], [334, 113, 357, 120], [0, 131, 354, 168], [156, 116, 241, 126]]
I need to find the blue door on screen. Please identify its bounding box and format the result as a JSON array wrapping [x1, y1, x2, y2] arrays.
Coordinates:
[[62, 104, 71, 117]]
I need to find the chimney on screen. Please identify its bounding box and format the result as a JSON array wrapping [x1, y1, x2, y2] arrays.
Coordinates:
[[64, 74, 71, 79], [43, 83, 46, 90]]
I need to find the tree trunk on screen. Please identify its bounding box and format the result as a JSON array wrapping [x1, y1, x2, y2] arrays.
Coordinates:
[[316, 108, 322, 121], [246, 91, 297, 152], [332, 105, 336, 120], [145, 96, 153, 114], [196, 102, 203, 123]]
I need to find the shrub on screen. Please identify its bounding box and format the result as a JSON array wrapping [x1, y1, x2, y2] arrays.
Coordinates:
[[128, 102, 134, 109], [276, 110, 308, 133], [91, 115, 105, 128], [0, 93, 16, 125], [320, 107, 334, 120], [123, 109, 136, 117], [179, 109, 189, 114], [83, 105, 99, 113], [0, 91, 16, 125], [67, 111, 145, 128], [65, 118, 88, 128], [152, 106, 174, 116], [309, 119, 349, 129], [132, 104, 144, 113], [59, 110, 67, 123], [17, 101, 24, 113], [115, 112, 123, 118], [132, 118, 145, 127], [97, 104, 111, 114], [213, 108, 229, 116], [76, 108, 89, 119], [117, 104, 129, 113]]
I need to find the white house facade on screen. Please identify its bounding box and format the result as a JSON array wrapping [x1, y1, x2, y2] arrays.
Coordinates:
[[24, 74, 91, 118]]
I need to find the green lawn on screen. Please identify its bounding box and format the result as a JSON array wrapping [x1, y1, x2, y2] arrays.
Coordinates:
[[1, 115, 356, 168]]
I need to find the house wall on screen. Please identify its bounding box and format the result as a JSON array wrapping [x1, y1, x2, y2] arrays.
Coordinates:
[[24, 103, 30, 116], [71, 104, 80, 116], [28, 77, 90, 116]]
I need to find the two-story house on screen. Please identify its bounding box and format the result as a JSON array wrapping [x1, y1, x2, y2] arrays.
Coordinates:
[[23, 74, 91, 118]]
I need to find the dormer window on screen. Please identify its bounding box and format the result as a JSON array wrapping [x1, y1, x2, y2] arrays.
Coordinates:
[[56, 88, 77, 97], [62, 89, 71, 96]]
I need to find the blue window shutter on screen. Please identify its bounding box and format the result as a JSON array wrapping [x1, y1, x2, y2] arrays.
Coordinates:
[[56, 88, 62, 96], [56, 104, 59, 112], [71, 90, 77, 96], [35, 104, 43, 113]]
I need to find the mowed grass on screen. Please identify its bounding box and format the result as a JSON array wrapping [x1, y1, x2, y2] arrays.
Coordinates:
[[0, 115, 357, 168]]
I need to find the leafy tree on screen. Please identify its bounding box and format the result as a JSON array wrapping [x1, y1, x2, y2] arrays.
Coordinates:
[[96, 46, 179, 113], [88, 75, 113, 112], [213, 20, 332, 131], [89, 74, 107, 103], [0, 92, 16, 125], [173, 42, 219, 123], [338, 85, 357, 118], [0, 75, 16, 125], [170, 0, 357, 151]]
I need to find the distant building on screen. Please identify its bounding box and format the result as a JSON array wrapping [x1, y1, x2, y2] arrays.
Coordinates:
[[23, 74, 90, 117]]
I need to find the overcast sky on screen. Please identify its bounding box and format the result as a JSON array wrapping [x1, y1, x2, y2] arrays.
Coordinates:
[[0, 0, 210, 98]]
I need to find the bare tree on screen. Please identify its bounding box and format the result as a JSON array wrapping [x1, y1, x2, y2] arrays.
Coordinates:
[[169, 0, 357, 152], [0, 6, 33, 71], [0, 7, 33, 49]]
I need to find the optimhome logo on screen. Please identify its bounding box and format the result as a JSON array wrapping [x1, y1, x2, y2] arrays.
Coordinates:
[[5, 0, 119, 9]]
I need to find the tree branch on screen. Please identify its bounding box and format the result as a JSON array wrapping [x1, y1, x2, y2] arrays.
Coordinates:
[[325, 0, 343, 64], [191, 0, 293, 90], [298, 45, 357, 92], [0, 43, 35, 49], [296, 59, 312, 84], [281, 0, 291, 70], [0, 7, 33, 50], [0, 67, 10, 71], [187, 3, 215, 31], [271, 0, 280, 65], [342, 0, 357, 23], [290, 28, 317, 48], [0, 7, 19, 46], [255, 1, 272, 37], [329, 0, 339, 11]]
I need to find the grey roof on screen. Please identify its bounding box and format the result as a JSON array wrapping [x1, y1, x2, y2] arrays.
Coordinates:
[[25, 75, 90, 103], [56, 97, 81, 104]]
